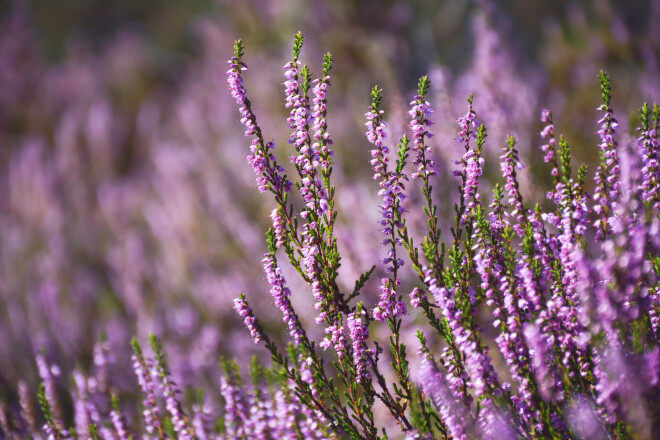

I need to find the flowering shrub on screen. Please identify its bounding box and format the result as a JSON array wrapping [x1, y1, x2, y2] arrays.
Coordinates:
[[2, 24, 660, 440], [225, 34, 660, 439]]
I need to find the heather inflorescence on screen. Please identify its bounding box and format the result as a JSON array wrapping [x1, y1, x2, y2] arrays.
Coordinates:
[[2, 29, 660, 440]]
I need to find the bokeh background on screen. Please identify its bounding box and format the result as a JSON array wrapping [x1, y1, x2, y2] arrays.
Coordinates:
[[1, 0, 659, 431]]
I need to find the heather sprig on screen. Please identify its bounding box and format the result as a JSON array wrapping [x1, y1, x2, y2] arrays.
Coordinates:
[[110, 394, 133, 440], [593, 70, 621, 241], [149, 334, 197, 439], [131, 338, 166, 439], [500, 135, 526, 236], [539, 109, 560, 190], [38, 383, 72, 440], [365, 88, 418, 429], [639, 102, 660, 210], [408, 75, 443, 271]]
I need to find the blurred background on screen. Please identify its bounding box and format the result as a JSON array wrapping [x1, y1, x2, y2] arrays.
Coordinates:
[[0, 0, 658, 431]]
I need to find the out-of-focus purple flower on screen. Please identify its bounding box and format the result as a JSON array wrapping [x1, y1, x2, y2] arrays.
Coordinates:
[[110, 402, 131, 440], [220, 374, 247, 438], [72, 371, 91, 439], [130, 341, 162, 437], [425, 272, 500, 429], [36, 355, 64, 428], [418, 354, 473, 440], [18, 381, 38, 434]]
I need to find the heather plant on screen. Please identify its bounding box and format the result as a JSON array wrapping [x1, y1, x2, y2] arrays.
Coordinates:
[[223, 34, 660, 439], [2, 2, 660, 439]]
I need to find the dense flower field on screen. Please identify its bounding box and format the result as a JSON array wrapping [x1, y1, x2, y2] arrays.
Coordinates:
[[1, 1, 659, 439]]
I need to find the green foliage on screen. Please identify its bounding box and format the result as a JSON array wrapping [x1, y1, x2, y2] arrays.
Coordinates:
[[599, 70, 612, 107]]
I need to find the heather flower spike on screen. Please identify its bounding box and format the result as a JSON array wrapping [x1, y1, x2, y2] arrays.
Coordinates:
[[131, 338, 165, 439], [233, 293, 264, 344], [593, 70, 621, 240], [639, 102, 660, 209], [149, 334, 197, 439], [38, 383, 72, 440]]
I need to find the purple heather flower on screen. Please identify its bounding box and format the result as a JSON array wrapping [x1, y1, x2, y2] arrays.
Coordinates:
[[593, 73, 621, 240], [425, 272, 499, 404], [319, 322, 347, 358], [36, 355, 64, 428], [365, 89, 409, 321], [110, 407, 131, 440], [245, 385, 271, 440], [523, 322, 560, 402], [227, 45, 292, 196], [311, 70, 335, 173], [262, 253, 304, 343], [150, 361, 194, 439], [639, 104, 660, 209], [408, 81, 436, 180], [454, 99, 484, 222], [233, 295, 263, 344], [365, 95, 389, 178], [270, 208, 286, 248], [72, 371, 92, 439], [438, 346, 472, 406], [518, 257, 542, 315], [131, 351, 162, 436], [500, 136, 525, 236], [220, 375, 247, 438], [18, 381, 39, 434], [272, 389, 297, 440], [456, 99, 479, 146], [284, 60, 300, 116], [418, 354, 473, 440], [192, 403, 210, 440], [409, 286, 427, 308], [539, 109, 559, 184], [347, 308, 371, 383], [300, 233, 329, 325], [373, 277, 406, 321], [492, 268, 539, 427], [91, 340, 108, 393]]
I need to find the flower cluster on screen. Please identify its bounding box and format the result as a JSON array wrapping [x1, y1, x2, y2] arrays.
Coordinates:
[[262, 244, 304, 344], [227, 40, 292, 195], [347, 305, 372, 383], [593, 71, 621, 240], [233, 294, 263, 344]]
